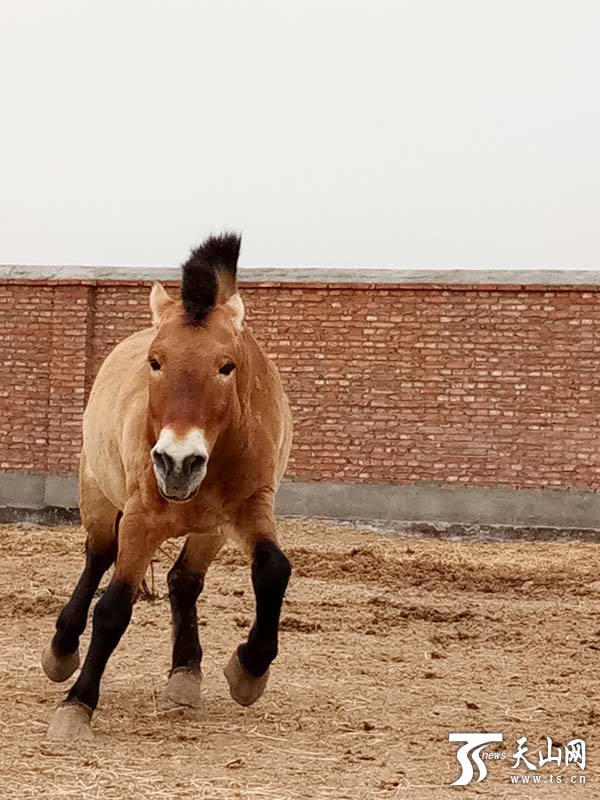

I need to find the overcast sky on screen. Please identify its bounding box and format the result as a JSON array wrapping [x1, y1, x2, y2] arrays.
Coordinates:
[[1, 1, 599, 269]]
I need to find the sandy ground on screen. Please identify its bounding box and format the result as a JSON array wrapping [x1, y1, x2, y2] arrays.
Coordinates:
[[0, 519, 599, 800]]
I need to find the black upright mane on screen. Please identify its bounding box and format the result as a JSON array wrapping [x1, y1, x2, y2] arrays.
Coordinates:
[[181, 232, 241, 324]]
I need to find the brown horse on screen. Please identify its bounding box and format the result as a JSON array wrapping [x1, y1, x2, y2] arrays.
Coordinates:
[[42, 233, 293, 739]]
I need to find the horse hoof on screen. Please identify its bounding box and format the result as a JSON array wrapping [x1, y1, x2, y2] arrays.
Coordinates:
[[42, 643, 80, 683], [224, 651, 269, 707], [47, 702, 93, 740], [166, 669, 202, 708]]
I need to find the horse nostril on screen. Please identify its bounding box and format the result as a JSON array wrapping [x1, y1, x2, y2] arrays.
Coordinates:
[[182, 453, 207, 477], [152, 450, 174, 475]]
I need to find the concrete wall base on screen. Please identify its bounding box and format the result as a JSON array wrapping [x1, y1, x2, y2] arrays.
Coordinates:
[[275, 480, 600, 529], [0, 505, 80, 526], [0, 470, 599, 530]]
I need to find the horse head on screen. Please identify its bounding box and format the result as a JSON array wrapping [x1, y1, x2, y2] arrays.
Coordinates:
[[147, 233, 245, 502]]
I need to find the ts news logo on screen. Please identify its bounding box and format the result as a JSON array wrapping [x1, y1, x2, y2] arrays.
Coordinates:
[[448, 732, 586, 787], [448, 733, 504, 786]]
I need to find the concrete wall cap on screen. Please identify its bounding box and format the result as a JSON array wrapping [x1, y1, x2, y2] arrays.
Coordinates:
[[1, 264, 600, 286]]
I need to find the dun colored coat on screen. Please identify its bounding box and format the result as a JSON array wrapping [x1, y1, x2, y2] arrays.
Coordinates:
[[42, 233, 293, 739]]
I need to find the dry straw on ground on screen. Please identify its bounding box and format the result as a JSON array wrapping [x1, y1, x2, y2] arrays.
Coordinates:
[[0, 518, 599, 799]]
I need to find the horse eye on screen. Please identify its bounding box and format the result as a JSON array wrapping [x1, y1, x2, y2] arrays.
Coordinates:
[[149, 358, 161, 371], [219, 362, 235, 376]]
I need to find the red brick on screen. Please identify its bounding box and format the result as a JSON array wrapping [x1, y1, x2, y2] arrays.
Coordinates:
[[1, 279, 599, 490]]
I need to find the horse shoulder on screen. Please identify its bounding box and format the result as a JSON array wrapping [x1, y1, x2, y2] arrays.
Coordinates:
[[238, 330, 293, 487], [83, 328, 154, 509]]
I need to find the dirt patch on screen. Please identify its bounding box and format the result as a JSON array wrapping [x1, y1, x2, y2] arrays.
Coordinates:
[[0, 591, 65, 617], [0, 519, 599, 799]]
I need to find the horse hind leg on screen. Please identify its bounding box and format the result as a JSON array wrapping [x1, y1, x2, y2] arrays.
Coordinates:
[[166, 530, 226, 708], [42, 469, 119, 685]]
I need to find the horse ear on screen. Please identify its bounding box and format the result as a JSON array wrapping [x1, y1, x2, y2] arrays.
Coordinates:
[[224, 291, 245, 331], [149, 282, 174, 326]]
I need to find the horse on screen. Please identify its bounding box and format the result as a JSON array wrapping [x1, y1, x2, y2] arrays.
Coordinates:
[[41, 233, 293, 739]]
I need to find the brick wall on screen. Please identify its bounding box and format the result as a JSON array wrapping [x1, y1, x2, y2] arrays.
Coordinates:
[[1, 278, 599, 491]]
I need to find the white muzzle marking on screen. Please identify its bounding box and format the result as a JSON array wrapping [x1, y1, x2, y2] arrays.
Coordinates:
[[151, 426, 209, 501]]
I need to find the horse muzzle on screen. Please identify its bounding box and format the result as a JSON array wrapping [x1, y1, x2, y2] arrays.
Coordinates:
[[152, 453, 207, 502], [151, 427, 209, 502]]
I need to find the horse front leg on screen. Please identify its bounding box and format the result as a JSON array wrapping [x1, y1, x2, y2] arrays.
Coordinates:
[[42, 512, 120, 683], [225, 493, 291, 706], [47, 507, 160, 740]]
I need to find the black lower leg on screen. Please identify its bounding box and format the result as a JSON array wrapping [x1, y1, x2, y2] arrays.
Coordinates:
[[168, 556, 204, 673], [238, 539, 291, 677], [66, 579, 134, 711], [52, 530, 118, 658]]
